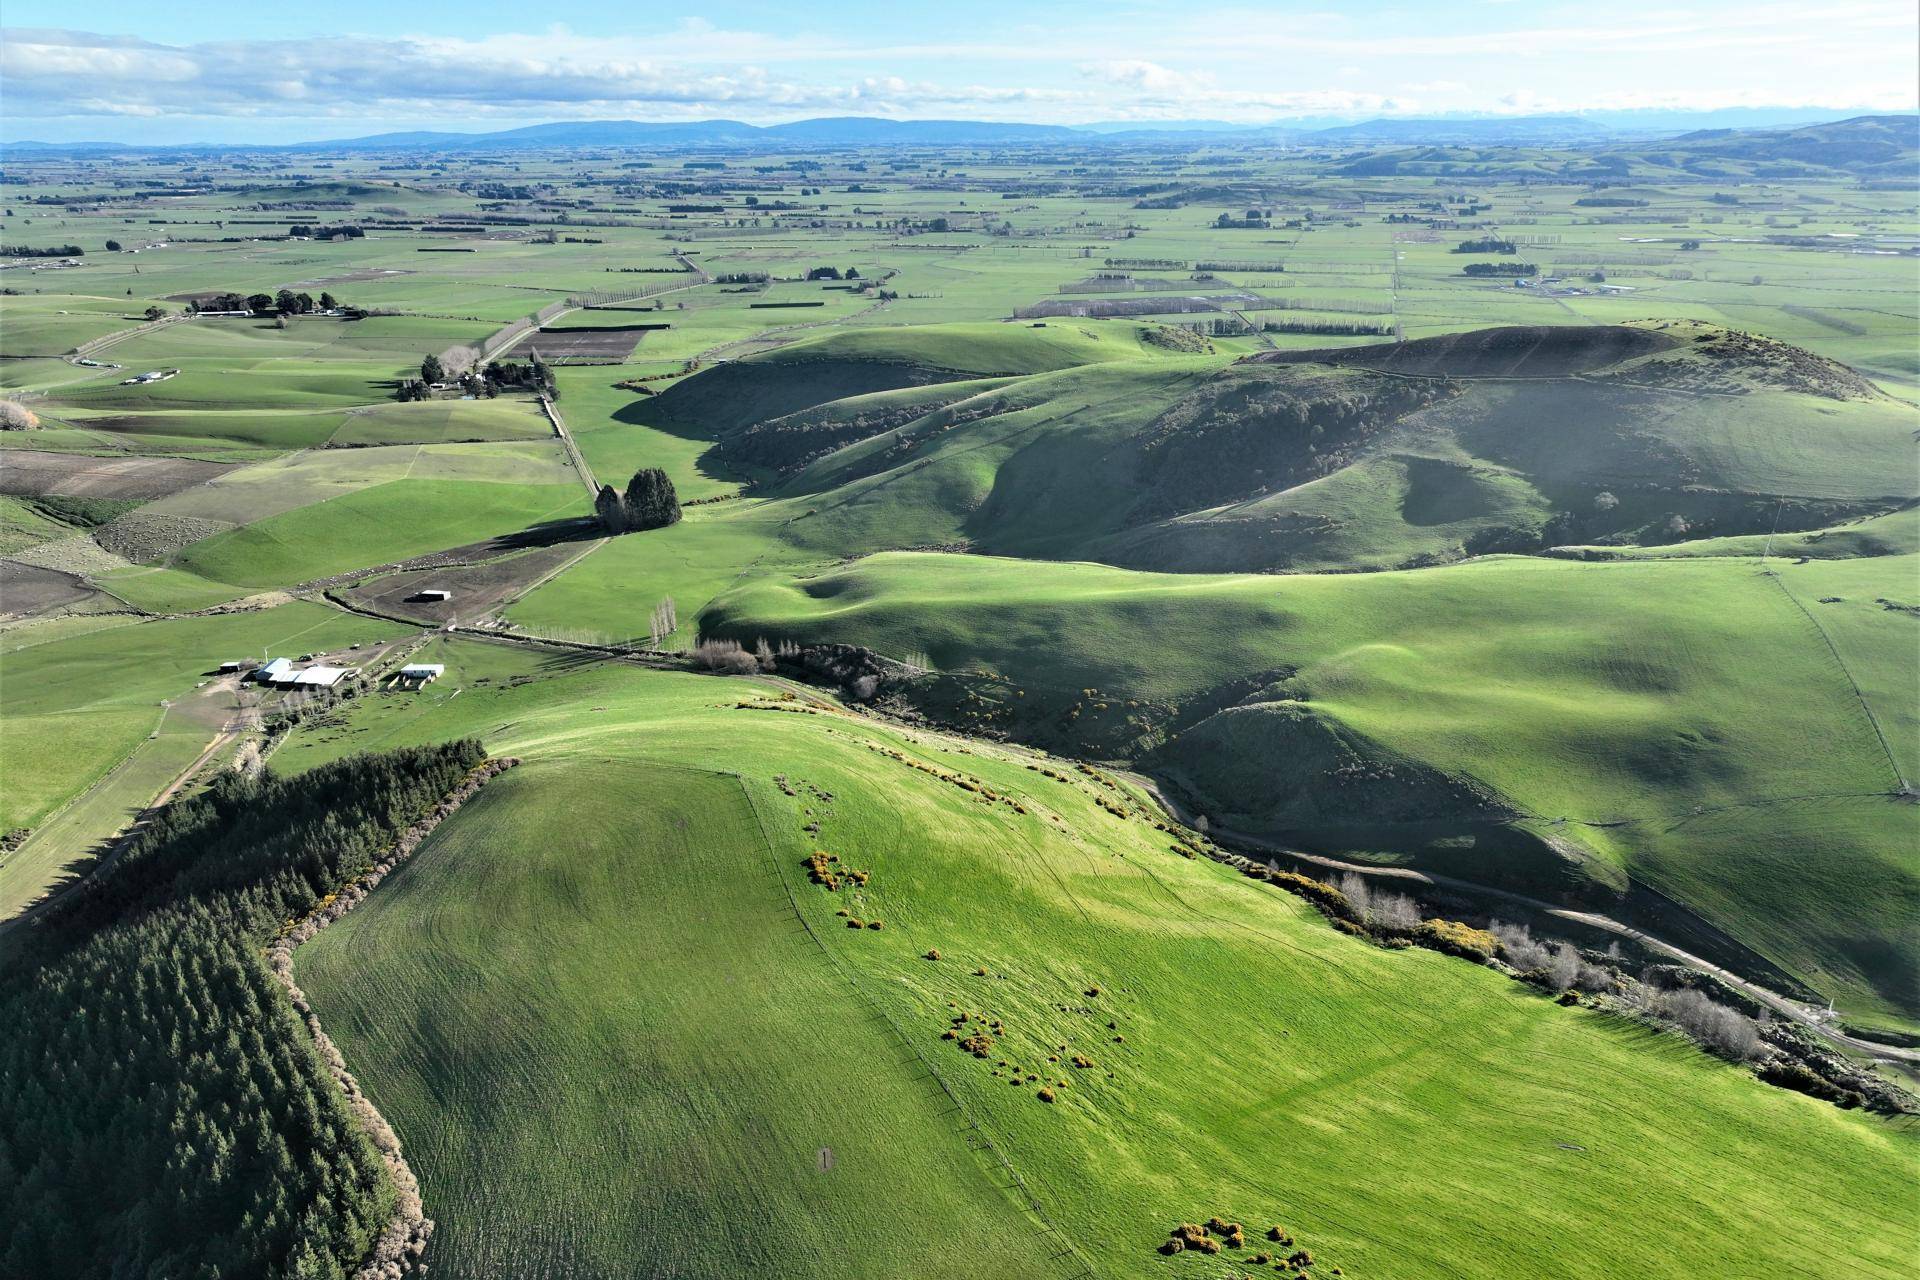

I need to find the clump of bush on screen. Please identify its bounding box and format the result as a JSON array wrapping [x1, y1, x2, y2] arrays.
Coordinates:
[[1491, 921, 1615, 993], [1165, 1223, 1221, 1255], [1336, 872, 1422, 931], [0, 399, 40, 431], [692, 638, 761, 674], [1758, 1060, 1864, 1108], [1414, 918, 1497, 962], [802, 850, 839, 889], [1036, 1086, 1057, 1102], [1657, 987, 1760, 1061], [1266, 869, 1361, 924]]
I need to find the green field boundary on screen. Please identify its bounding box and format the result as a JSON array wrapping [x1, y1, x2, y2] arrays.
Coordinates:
[[1765, 568, 1910, 792]]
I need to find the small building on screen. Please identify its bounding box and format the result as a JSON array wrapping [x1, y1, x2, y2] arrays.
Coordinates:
[[218, 660, 247, 673], [409, 588, 452, 603], [396, 663, 445, 688], [251, 657, 294, 684]]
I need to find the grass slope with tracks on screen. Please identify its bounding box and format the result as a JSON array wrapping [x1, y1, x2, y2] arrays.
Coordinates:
[[287, 657, 1916, 1280]]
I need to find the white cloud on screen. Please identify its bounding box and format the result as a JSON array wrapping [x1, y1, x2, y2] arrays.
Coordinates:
[[0, 14, 1912, 132], [1080, 60, 1207, 95]]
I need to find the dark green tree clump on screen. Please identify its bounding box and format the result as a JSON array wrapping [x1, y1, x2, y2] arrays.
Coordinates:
[[0, 740, 487, 1280], [599, 467, 682, 533]]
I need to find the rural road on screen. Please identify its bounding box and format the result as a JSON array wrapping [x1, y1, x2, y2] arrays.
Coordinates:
[[1131, 774, 1920, 1068]]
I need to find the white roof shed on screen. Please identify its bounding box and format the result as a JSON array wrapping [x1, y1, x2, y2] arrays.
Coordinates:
[[291, 665, 353, 688]]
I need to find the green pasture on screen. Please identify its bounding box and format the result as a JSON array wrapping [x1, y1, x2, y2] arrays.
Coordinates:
[[174, 478, 586, 588], [288, 659, 1918, 1280], [0, 601, 401, 837]]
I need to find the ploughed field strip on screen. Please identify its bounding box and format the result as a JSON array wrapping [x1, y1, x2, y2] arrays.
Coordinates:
[[499, 323, 665, 364], [0, 449, 235, 500]]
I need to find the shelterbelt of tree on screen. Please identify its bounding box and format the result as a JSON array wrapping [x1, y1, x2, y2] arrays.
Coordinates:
[[0, 742, 491, 1280]]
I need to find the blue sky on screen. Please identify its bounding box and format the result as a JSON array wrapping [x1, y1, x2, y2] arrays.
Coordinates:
[[3, 1, 1915, 142]]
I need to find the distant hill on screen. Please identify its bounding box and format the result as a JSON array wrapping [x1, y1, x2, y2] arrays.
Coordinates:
[[8, 110, 1912, 155], [683, 320, 1918, 1026], [1305, 115, 1610, 144], [294, 117, 1076, 150], [1662, 113, 1920, 174]]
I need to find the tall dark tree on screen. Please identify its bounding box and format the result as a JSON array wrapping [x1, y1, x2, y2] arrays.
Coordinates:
[[420, 353, 446, 384], [594, 484, 628, 532], [621, 468, 681, 531]]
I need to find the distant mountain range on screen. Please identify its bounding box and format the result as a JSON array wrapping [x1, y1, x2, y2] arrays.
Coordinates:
[[4, 110, 1913, 155]]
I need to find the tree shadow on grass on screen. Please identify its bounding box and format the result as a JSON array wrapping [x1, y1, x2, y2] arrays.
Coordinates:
[[609, 398, 752, 488]]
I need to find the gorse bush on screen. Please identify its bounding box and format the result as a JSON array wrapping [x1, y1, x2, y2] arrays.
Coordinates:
[[0, 741, 486, 1280], [1415, 918, 1499, 962]]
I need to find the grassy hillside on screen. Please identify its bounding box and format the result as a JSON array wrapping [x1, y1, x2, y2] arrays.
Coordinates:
[[642, 319, 1209, 439], [285, 658, 1916, 1279], [637, 323, 1914, 576], [702, 550, 1919, 1029]]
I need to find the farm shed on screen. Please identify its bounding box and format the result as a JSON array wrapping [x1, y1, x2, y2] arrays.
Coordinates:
[[290, 665, 354, 689], [250, 657, 294, 684], [409, 589, 452, 603], [396, 663, 444, 687]]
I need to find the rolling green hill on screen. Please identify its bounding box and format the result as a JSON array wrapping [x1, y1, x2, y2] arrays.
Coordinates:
[[648, 323, 1914, 575], [284, 658, 1916, 1279], [642, 318, 1215, 439], [702, 550, 1920, 1031]]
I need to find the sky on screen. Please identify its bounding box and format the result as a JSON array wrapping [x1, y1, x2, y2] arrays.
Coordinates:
[[2, 0, 1915, 143]]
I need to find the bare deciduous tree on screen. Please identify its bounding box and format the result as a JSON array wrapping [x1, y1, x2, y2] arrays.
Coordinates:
[[1371, 891, 1422, 930], [1659, 988, 1760, 1060], [692, 638, 759, 674], [1490, 920, 1554, 972]]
